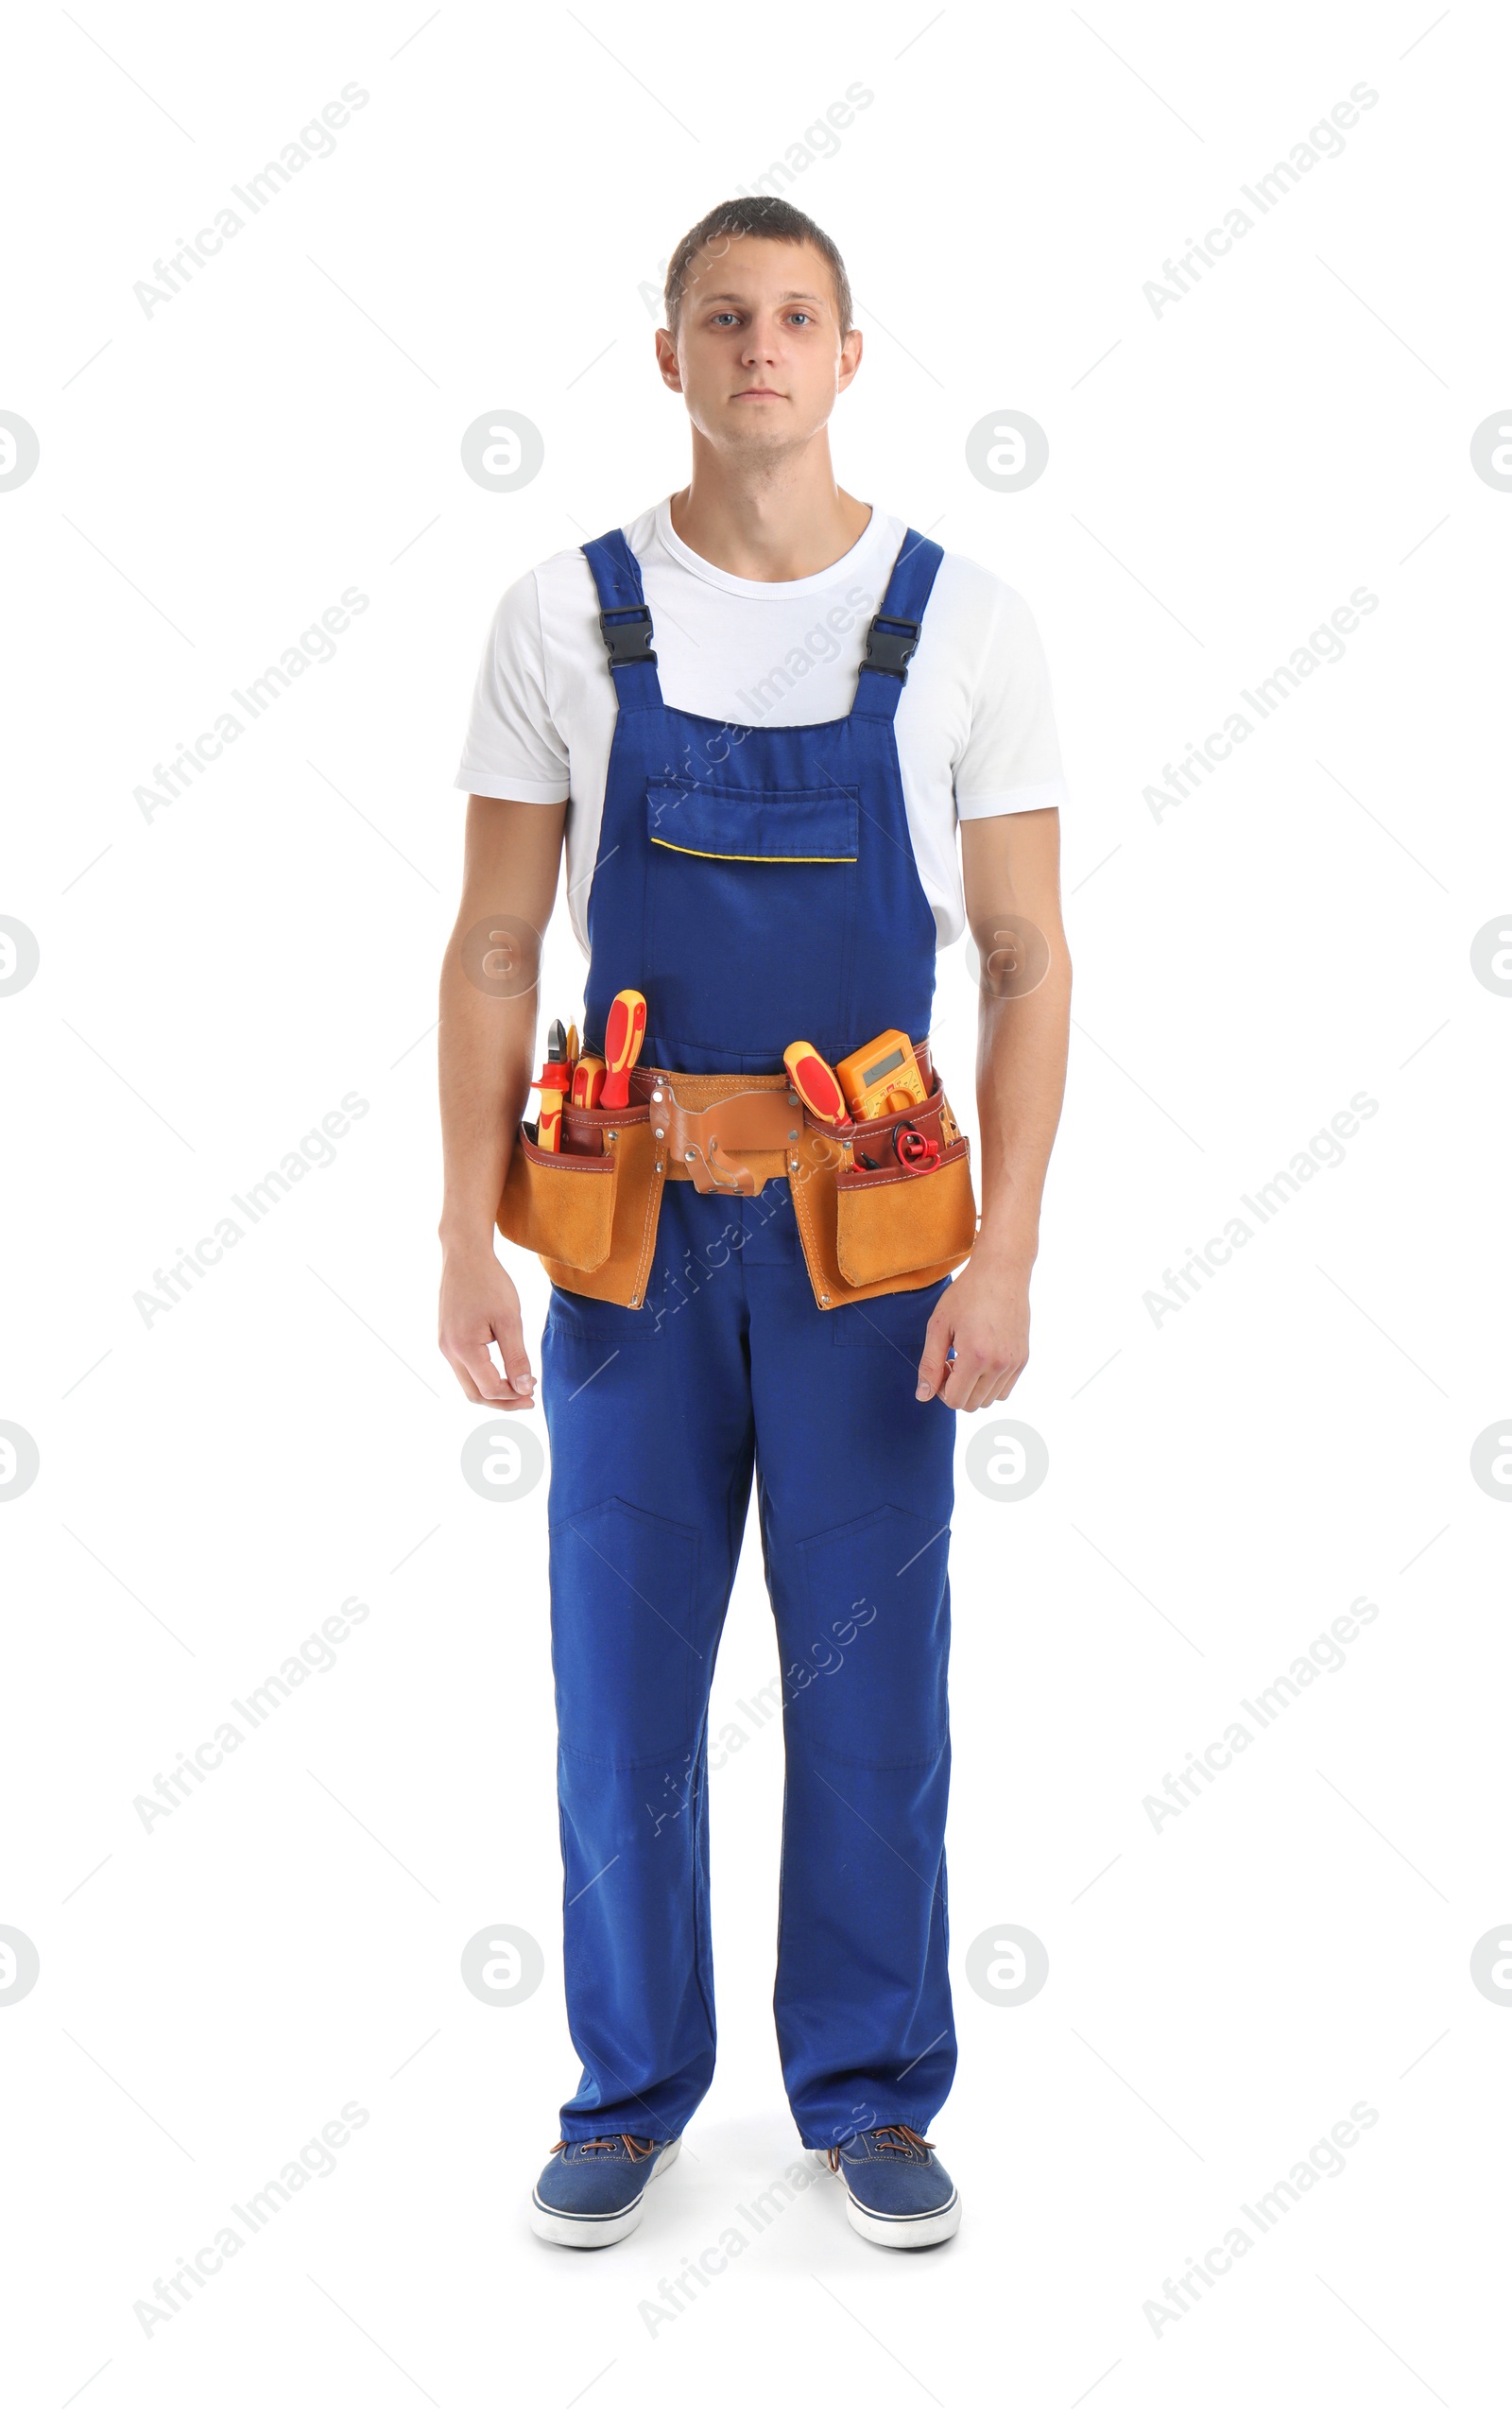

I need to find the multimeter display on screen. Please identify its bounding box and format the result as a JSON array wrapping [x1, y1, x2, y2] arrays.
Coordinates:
[[860, 1045, 905, 1084]]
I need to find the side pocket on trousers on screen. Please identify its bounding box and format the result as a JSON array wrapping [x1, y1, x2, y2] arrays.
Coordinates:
[[787, 1505, 951, 1768], [549, 1496, 699, 1767]]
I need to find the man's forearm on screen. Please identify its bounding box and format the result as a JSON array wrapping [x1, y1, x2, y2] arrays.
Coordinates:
[[958, 810, 1071, 1275], [971, 951, 1071, 1269], [438, 950, 537, 1255], [438, 796, 566, 1261]]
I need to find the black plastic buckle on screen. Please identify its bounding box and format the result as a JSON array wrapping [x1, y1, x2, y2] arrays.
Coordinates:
[[599, 604, 657, 668], [862, 611, 921, 681]]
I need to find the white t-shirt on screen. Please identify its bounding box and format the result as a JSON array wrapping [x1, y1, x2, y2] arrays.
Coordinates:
[[454, 497, 1067, 953]]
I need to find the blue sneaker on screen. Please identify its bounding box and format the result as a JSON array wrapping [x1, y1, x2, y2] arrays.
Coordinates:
[[530, 2133, 680, 2248], [824, 2124, 960, 2248]]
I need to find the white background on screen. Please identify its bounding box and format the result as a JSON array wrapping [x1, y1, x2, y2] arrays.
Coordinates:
[[4, 1, 1509, 2410]]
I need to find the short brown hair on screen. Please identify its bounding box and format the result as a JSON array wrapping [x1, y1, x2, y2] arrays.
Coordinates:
[[663, 198, 853, 340]]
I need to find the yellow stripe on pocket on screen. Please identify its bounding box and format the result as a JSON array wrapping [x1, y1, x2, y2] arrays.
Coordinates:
[[649, 838, 855, 863]]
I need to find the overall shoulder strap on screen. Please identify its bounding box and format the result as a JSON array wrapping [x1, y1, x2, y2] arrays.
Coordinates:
[[851, 528, 945, 721], [582, 527, 663, 710]]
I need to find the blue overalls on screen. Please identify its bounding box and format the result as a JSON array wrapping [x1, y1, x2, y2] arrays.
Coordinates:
[[541, 523, 957, 2151]]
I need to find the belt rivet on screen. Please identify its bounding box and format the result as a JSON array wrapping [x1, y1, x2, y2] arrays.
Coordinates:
[[820, 1292, 831, 1305], [787, 1129, 798, 1141], [685, 1149, 696, 1161], [654, 1126, 664, 1138], [606, 1129, 617, 1142]]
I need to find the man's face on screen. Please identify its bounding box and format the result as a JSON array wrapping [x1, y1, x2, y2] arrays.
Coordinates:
[[657, 236, 862, 456]]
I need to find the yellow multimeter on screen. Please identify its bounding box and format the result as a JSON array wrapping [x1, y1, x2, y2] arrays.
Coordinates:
[[835, 1028, 929, 1122]]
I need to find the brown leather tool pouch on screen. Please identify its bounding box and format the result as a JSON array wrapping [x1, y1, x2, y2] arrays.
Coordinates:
[[496, 1103, 666, 1309], [789, 1080, 977, 1309]]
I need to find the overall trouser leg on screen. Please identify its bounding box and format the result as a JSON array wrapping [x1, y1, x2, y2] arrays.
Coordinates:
[[541, 1184, 754, 2142], [743, 1186, 958, 2149]]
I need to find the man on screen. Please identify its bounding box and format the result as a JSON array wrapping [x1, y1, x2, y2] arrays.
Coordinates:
[[438, 197, 1070, 2251]]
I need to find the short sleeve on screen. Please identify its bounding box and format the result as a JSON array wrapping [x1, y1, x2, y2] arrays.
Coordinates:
[[953, 583, 1069, 821], [454, 571, 571, 803]]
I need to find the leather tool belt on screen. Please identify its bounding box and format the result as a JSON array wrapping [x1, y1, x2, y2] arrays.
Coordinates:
[[496, 1042, 976, 1314]]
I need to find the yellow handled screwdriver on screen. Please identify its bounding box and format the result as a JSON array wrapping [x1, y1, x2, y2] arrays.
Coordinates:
[[599, 990, 647, 1110]]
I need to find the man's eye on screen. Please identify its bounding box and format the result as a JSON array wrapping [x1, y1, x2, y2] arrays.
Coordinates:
[[789, 312, 813, 326]]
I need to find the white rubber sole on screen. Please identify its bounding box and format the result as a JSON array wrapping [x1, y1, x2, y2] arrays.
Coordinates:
[[812, 2149, 961, 2248], [843, 2184, 961, 2248], [530, 2137, 680, 2248]]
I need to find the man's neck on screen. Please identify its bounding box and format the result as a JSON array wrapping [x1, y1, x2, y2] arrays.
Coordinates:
[[667, 445, 872, 582]]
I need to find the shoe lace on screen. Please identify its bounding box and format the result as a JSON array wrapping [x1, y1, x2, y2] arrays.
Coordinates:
[[826, 2122, 933, 2170], [552, 2134, 657, 2160]]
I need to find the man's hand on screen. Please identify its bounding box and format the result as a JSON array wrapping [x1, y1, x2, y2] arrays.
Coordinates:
[[916, 1247, 1031, 1411], [439, 1245, 537, 1408]]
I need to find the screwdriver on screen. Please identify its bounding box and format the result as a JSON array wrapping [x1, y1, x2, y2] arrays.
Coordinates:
[[782, 1041, 854, 1130], [599, 989, 647, 1110], [571, 1052, 606, 1109]]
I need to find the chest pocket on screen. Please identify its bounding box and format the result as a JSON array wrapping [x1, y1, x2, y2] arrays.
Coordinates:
[[646, 780, 857, 864], [644, 779, 859, 1059]]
